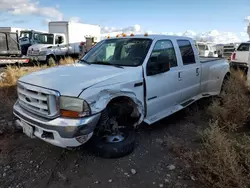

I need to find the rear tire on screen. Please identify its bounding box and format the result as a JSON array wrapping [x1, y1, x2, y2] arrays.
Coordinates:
[[220, 73, 230, 94]]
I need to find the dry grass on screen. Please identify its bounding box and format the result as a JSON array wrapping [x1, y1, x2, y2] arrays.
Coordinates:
[[0, 57, 75, 128], [0, 57, 75, 87], [0, 65, 47, 86], [59, 56, 76, 65], [0, 66, 48, 113], [189, 123, 250, 188], [208, 70, 250, 131], [182, 70, 250, 188]]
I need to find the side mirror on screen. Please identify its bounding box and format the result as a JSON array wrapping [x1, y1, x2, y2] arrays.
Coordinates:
[[149, 56, 158, 62], [147, 54, 170, 76]]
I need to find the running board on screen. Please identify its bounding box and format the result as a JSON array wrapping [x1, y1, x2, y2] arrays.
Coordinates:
[[181, 99, 195, 107]]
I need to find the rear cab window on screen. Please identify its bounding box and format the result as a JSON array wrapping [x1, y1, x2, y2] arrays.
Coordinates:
[[237, 43, 250, 51], [177, 40, 196, 65]]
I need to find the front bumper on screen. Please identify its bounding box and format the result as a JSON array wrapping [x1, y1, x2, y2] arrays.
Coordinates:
[[28, 55, 47, 62], [13, 101, 101, 148]]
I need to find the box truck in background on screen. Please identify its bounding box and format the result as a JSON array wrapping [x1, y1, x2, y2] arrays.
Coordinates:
[[26, 21, 101, 64]]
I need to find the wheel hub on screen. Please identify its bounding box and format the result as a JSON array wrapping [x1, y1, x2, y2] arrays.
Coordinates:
[[102, 133, 125, 143]]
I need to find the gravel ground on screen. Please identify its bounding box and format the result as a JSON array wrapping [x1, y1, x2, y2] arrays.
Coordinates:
[[0, 98, 209, 188]]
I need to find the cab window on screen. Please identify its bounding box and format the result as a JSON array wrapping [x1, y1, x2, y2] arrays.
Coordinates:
[[149, 40, 178, 68], [177, 40, 196, 65]]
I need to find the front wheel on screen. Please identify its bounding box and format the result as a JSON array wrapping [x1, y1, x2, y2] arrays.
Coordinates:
[[46, 55, 56, 66], [87, 128, 136, 158]]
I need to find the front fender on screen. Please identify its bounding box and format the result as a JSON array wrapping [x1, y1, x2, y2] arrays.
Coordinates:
[[80, 89, 145, 126]]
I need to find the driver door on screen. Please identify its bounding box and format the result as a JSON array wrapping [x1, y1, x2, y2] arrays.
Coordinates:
[[144, 39, 182, 124], [54, 35, 68, 56]]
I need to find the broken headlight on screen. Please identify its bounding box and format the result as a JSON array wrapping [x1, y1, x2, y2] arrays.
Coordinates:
[[59, 96, 91, 118]]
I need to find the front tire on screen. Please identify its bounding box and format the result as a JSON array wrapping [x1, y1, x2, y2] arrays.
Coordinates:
[[88, 128, 136, 158], [46, 55, 56, 66]]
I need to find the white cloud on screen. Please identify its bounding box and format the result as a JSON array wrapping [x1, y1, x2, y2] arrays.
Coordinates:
[[240, 32, 249, 41], [244, 16, 250, 23], [240, 32, 248, 37], [181, 30, 197, 38], [0, 0, 63, 21], [195, 30, 241, 44], [42, 18, 51, 26], [101, 24, 142, 34], [101, 24, 244, 44], [69, 17, 82, 23], [12, 19, 27, 24], [0, 18, 8, 22]]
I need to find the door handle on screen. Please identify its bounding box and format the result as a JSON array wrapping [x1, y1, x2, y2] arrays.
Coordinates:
[[196, 68, 199, 76], [178, 72, 182, 81]]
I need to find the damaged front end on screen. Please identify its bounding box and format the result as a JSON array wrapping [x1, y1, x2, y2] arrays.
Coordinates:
[[84, 90, 143, 158], [86, 89, 144, 129]]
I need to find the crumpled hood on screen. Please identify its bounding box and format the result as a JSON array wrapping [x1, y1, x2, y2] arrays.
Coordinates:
[[18, 64, 134, 97]]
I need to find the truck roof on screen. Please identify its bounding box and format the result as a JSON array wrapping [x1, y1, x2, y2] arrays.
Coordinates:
[[240, 41, 250, 44], [104, 34, 193, 41]]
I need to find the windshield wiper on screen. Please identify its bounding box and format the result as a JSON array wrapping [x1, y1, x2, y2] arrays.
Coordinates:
[[90, 61, 124, 69], [79, 59, 91, 65]]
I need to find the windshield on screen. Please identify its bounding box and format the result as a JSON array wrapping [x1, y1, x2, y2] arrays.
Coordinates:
[[20, 31, 32, 39], [39, 34, 54, 44], [81, 38, 152, 66]]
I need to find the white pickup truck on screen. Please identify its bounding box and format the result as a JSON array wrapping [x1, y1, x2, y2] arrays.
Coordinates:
[[230, 42, 250, 75], [13, 34, 230, 158]]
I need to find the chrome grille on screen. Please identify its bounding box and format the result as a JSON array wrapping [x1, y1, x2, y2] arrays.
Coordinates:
[[27, 49, 39, 56], [17, 82, 59, 118]]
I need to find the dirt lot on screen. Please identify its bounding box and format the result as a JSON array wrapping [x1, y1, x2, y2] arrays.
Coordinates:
[[0, 99, 208, 188]]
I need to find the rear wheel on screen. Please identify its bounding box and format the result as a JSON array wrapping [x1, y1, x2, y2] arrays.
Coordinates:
[[220, 73, 230, 95]]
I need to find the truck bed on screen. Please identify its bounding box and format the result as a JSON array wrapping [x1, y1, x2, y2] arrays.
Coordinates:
[[199, 57, 225, 63]]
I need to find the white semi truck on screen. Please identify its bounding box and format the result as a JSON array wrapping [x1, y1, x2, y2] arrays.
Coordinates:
[[27, 21, 101, 64]]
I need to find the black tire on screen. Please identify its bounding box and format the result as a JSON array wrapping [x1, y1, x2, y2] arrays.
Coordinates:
[[220, 74, 230, 94], [46, 55, 56, 66], [87, 128, 136, 158]]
